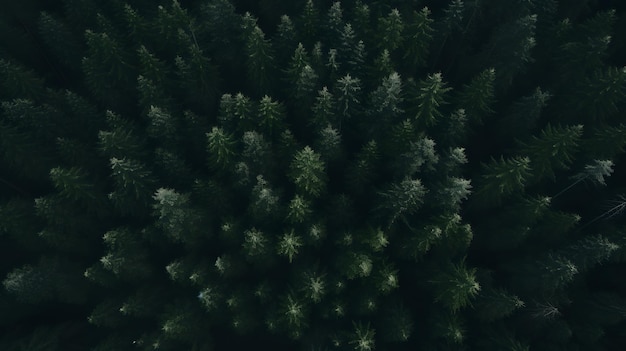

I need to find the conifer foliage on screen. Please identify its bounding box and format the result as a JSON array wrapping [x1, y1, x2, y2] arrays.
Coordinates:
[[1, 1, 625, 350]]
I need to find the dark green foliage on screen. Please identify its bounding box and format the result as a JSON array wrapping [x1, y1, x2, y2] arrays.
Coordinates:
[[495, 87, 551, 139], [3, 256, 89, 304], [473, 156, 532, 206], [376, 176, 428, 229], [473, 287, 525, 322], [376, 9, 404, 52], [402, 7, 434, 68], [409, 72, 452, 128], [289, 146, 327, 198], [244, 25, 275, 94], [205, 126, 237, 171], [334, 73, 362, 127], [1, 1, 625, 350], [479, 14, 537, 89], [518, 123, 583, 182], [0, 60, 46, 100], [82, 30, 134, 107], [429, 259, 480, 312], [109, 157, 156, 208], [455, 68, 496, 125], [573, 66, 626, 122], [367, 71, 404, 128]]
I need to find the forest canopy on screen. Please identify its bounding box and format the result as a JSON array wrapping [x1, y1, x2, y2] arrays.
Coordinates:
[[1, 0, 626, 350]]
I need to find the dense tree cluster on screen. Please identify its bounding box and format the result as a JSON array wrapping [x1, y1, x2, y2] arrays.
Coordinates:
[[1, 0, 626, 350]]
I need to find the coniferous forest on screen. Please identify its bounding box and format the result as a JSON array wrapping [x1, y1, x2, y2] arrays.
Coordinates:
[[1, 0, 626, 350]]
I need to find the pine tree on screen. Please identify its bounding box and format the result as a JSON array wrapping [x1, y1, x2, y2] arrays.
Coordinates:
[[199, 0, 243, 63], [376, 177, 428, 227], [152, 188, 204, 245], [311, 86, 336, 129], [257, 95, 286, 138], [402, 7, 434, 68], [348, 321, 376, 351], [518, 123, 583, 182], [473, 156, 532, 207], [582, 124, 626, 159], [409, 72, 452, 129], [429, 259, 480, 312], [337, 23, 365, 76], [98, 227, 153, 281], [473, 287, 525, 322], [136, 46, 172, 111], [553, 159, 614, 198], [37, 12, 83, 73], [368, 49, 394, 84], [324, 2, 344, 49], [206, 126, 237, 172], [3, 256, 89, 304], [174, 44, 219, 113], [241, 131, 273, 177], [367, 72, 404, 130], [573, 66, 626, 122], [391, 135, 439, 179], [82, 29, 134, 107], [0, 59, 46, 100], [559, 235, 619, 273], [334, 73, 362, 129], [376, 9, 404, 53], [297, 0, 320, 48], [273, 15, 298, 64], [108, 157, 156, 215], [473, 14, 537, 89], [352, 1, 371, 44], [554, 9, 617, 81], [436, 176, 473, 211], [49, 166, 106, 212], [217, 92, 256, 133], [430, 310, 466, 345], [508, 252, 579, 294], [244, 25, 275, 94], [455, 68, 496, 125], [242, 227, 274, 267], [285, 43, 318, 104], [289, 146, 327, 198], [495, 87, 552, 140], [314, 124, 343, 162]]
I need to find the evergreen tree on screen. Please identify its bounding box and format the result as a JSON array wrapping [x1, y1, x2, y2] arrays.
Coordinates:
[[495, 87, 552, 141], [573, 66, 626, 122], [470, 14, 537, 89], [402, 7, 434, 68], [3, 256, 89, 304], [376, 8, 404, 53], [518, 123, 583, 183], [205, 126, 237, 172], [289, 146, 327, 198], [367, 71, 404, 132], [455, 68, 496, 125], [334, 73, 362, 128], [429, 258, 480, 312], [473, 287, 525, 322], [409, 72, 452, 129], [472, 156, 532, 207], [376, 177, 427, 227], [244, 25, 275, 94]]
